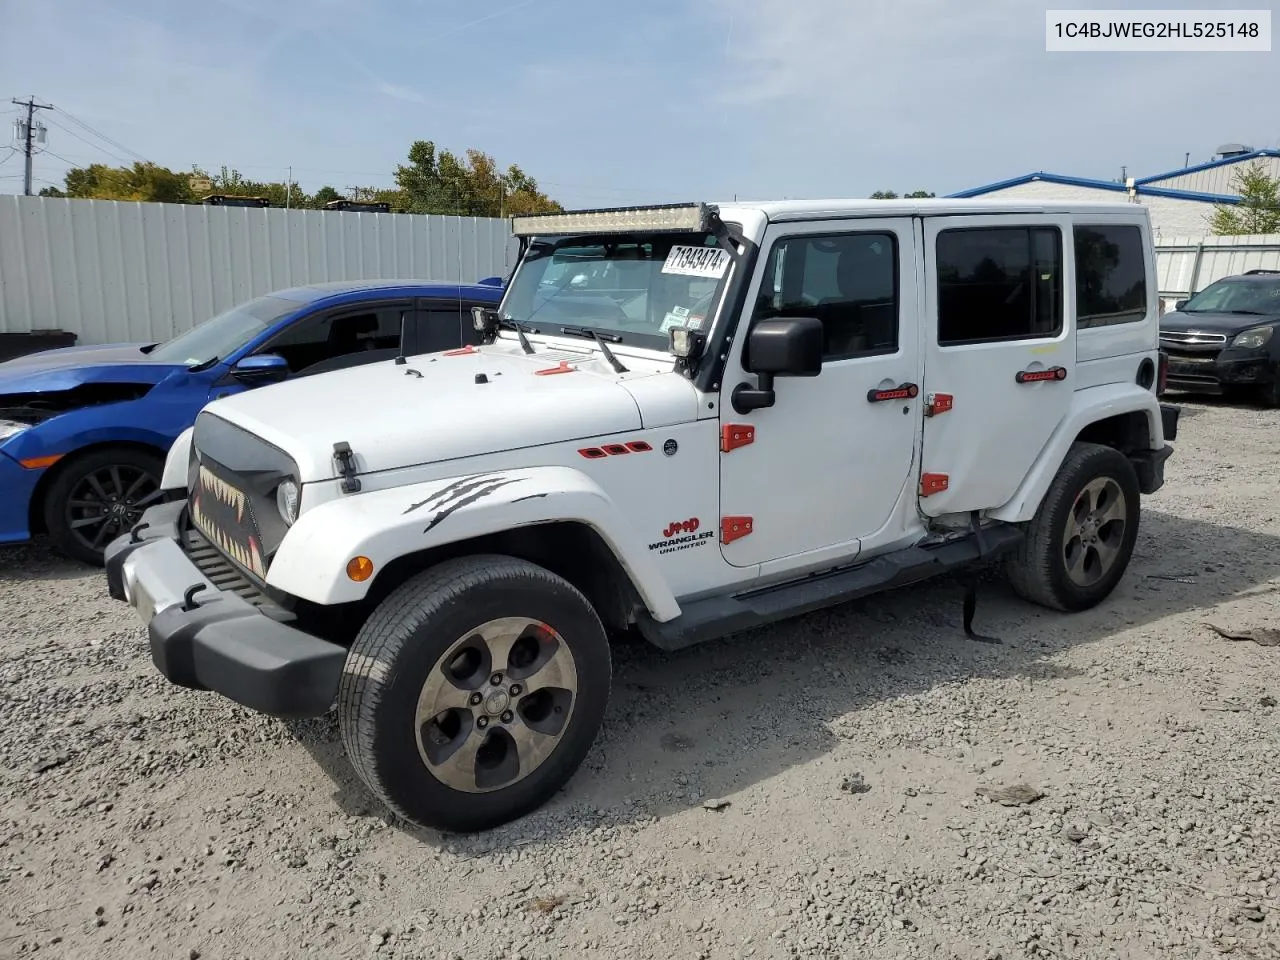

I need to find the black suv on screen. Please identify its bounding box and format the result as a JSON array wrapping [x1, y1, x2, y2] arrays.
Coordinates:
[[1159, 269, 1280, 407]]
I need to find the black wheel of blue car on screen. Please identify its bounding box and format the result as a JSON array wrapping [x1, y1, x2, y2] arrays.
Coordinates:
[[43, 447, 166, 566], [338, 554, 612, 833]]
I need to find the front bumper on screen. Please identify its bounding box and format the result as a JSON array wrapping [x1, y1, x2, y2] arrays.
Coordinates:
[[0, 448, 41, 544], [1164, 347, 1276, 393], [104, 501, 346, 717]]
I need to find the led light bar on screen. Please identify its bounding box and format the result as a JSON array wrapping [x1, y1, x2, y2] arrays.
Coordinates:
[[510, 202, 717, 237]]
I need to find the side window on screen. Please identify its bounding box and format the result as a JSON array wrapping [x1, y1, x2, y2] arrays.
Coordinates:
[[414, 305, 467, 353], [261, 305, 403, 373], [1074, 224, 1147, 328], [753, 232, 899, 360], [936, 226, 1063, 345]]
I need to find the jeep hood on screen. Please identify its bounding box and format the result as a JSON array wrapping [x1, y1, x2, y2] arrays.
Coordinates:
[[199, 344, 698, 482], [0, 342, 186, 395]]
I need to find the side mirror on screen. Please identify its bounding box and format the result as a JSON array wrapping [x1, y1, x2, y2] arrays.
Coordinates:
[[472, 306, 499, 341], [232, 353, 289, 383], [732, 317, 824, 413], [1174, 298, 1189, 312]]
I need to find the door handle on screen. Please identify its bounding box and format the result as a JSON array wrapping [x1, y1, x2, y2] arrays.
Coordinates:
[[867, 382, 918, 402], [1015, 366, 1067, 383]]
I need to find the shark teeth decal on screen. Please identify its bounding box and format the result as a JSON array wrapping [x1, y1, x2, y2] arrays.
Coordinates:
[[198, 465, 246, 512], [191, 465, 266, 578]]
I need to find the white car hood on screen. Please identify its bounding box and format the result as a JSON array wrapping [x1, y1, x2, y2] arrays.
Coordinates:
[[201, 342, 699, 481]]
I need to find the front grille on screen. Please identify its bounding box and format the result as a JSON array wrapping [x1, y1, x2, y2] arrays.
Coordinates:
[[189, 463, 269, 579], [182, 525, 294, 621], [1160, 330, 1227, 345]]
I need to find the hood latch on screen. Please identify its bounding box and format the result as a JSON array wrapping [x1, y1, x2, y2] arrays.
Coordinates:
[[333, 441, 362, 493]]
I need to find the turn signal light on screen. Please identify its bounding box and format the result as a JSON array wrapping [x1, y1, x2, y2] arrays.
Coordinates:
[[346, 556, 374, 581]]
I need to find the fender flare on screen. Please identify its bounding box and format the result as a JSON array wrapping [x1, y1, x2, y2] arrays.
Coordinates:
[[265, 465, 683, 620], [161, 426, 194, 490], [986, 383, 1165, 524]]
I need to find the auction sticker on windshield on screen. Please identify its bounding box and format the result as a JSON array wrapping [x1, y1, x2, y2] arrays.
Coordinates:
[[662, 245, 731, 278]]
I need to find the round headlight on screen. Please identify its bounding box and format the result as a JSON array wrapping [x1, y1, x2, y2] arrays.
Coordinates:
[[276, 479, 300, 526]]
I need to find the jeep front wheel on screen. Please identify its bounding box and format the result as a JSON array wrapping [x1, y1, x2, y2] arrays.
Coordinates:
[[1005, 442, 1140, 612], [338, 554, 611, 833]]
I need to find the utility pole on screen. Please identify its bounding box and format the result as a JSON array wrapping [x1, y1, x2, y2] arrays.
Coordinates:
[[11, 96, 52, 196], [286, 165, 291, 208]]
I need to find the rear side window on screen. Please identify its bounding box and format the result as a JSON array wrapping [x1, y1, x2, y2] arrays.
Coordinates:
[[1074, 225, 1148, 328], [936, 226, 1063, 345]]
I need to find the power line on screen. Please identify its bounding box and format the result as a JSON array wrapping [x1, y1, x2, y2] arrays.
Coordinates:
[[42, 116, 135, 166], [38, 148, 83, 168], [51, 106, 148, 163]]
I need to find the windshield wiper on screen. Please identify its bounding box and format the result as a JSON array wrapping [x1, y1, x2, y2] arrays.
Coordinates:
[[1226, 309, 1266, 315], [188, 356, 219, 372], [559, 325, 627, 373], [500, 318, 535, 354]]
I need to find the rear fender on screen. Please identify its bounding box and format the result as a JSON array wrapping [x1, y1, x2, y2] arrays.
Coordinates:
[[265, 465, 682, 619], [986, 383, 1165, 523]]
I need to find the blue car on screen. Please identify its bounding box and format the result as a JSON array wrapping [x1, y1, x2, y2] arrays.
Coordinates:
[[0, 278, 504, 564]]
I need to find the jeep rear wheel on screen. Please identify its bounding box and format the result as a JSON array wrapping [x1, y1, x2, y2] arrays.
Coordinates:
[[338, 554, 611, 833], [1005, 442, 1140, 612]]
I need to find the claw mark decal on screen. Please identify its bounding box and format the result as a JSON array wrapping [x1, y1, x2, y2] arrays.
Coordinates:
[[403, 474, 504, 515], [403, 474, 524, 533], [190, 464, 267, 578]]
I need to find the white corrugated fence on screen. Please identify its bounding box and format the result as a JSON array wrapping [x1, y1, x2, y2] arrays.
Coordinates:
[[3, 195, 1279, 345], [0, 195, 515, 345], [1155, 232, 1280, 305]]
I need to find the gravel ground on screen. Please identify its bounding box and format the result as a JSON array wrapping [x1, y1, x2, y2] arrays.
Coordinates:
[[2, 397, 1279, 960]]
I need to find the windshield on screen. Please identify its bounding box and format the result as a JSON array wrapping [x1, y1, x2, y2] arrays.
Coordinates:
[[499, 231, 734, 350], [1182, 278, 1280, 314], [148, 295, 301, 366]]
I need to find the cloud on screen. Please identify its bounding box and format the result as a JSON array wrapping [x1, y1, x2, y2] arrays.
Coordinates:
[[694, 0, 1280, 197], [377, 83, 427, 103]]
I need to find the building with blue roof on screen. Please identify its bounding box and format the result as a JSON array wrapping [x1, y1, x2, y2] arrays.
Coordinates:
[[948, 145, 1280, 240]]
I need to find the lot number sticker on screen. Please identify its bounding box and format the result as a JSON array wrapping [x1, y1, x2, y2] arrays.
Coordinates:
[[662, 245, 730, 278]]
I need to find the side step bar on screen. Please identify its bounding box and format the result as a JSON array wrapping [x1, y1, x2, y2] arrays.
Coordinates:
[[636, 525, 1024, 651]]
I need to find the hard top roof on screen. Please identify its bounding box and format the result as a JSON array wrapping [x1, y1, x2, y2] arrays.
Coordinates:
[[715, 197, 1147, 222]]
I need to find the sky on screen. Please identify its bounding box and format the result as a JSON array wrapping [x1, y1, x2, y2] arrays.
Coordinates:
[[1, 0, 1277, 207]]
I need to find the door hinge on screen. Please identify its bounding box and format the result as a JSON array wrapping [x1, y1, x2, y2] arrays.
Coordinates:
[[721, 516, 753, 543], [919, 473, 949, 497], [720, 424, 755, 452], [924, 393, 953, 416]]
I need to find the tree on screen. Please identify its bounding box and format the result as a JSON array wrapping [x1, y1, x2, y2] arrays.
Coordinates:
[[905, 190, 936, 198], [392, 140, 561, 217], [61, 162, 195, 203], [870, 190, 898, 199], [190, 166, 311, 208], [311, 185, 343, 208], [1211, 160, 1280, 235], [38, 185, 65, 197]]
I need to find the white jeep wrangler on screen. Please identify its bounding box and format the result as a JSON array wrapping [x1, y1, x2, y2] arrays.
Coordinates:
[[104, 198, 1180, 833]]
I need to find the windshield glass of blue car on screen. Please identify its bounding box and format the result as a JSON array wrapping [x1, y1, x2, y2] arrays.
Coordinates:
[[1182, 278, 1280, 315], [147, 296, 300, 366], [498, 232, 732, 351]]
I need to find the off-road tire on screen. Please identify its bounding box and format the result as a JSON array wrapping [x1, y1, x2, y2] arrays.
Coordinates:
[[42, 446, 165, 566], [338, 554, 612, 833], [1005, 442, 1141, 612]]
